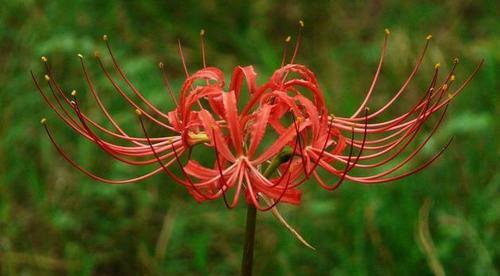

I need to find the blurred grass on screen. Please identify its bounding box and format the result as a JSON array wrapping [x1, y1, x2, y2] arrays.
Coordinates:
[[0, 0, 498, 275]]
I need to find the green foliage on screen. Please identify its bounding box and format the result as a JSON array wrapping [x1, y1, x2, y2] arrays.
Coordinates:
[[0, 0, 498, 275]]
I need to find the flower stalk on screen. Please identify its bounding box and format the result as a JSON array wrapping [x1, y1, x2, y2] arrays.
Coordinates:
[[241, 147, 295, 276], [241, 204, 257, 276]]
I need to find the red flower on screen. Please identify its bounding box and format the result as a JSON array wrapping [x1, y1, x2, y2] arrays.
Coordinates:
[[35, 29, 482, 210]]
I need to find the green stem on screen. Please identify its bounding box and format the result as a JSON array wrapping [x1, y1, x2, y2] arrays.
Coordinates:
[[241, 204, 257, 276], [240, 146, 294, 276]]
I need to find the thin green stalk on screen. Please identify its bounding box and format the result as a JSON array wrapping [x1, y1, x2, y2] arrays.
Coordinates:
[[241, 204, 257, 276], [240, 147, 294, 276]]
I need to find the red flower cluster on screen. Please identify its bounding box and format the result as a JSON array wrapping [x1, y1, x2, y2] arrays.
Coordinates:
[[34, 28, 481, 211]]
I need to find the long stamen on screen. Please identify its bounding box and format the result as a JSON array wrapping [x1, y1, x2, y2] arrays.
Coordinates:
[[289, 20, 304, 64], [353, 58, 478, 135], [41, 118, 164, 184], [158, 62, 179, 107], [177, 39, 190, 78], [102, 35, 172, 120], [339, 92, 435, 166], [41, 57, 82, 127], [358, 105, 449, 179], [137, 110, 190, 185], [44, 74, 81, 128], [344, 138, 454, 184], [200, 29, 207, 68], [345, 70, 438, 150], [42, 58, 165, 144], [309, 108, 368, 190], [281, 36, 291, 68], [70, 97, 176, 164], [177, 39, 204, 110], [94, 52, 176, 131], [317, 126, 356, 191], [278, 21, 305, 84], [350, 34, 433, 121], [351, 28, 390, 118], [346, 87, 434, 161], [332, 69, 443, 135], [329, 94, 450, 182], [344, 109, 370, 170], [79, 54, 145, 140], [32, 72, 94, 139]]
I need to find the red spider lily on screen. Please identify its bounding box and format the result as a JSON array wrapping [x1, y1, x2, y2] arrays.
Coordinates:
[[35, 28, 482, 211]]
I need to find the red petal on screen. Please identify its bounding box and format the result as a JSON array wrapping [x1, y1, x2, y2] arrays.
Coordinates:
[[222, 90, 243, 155]]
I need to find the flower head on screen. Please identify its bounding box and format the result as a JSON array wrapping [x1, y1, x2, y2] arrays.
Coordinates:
[[35, 27, 482, 211]]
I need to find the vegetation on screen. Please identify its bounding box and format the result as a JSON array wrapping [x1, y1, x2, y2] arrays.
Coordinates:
[[0, 1, 498, 275]]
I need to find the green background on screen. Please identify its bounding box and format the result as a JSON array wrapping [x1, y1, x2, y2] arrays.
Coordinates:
[[0, 1, 498, 275]]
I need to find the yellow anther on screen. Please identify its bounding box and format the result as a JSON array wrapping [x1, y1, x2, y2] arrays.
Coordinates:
[[77, 53, 83, 59], [365, 107, 370, 112], [299, 20, 304, 27], [285, 36, 291, 43], [44, 74, 50, 81], [135, 109, 142, 116], [384, 28, 390, 35], [453, 57, 459, 63], [70, 100, 76, 106], [40, 118, 47, 124], [103, 34, 108, 41], [448, 93, 453, 100], [200, 29, 205, 36], [442, 84, 448, 91], [426, 34, 433, 40], [71, 90, 77, 96], [94, 51, 100, 58], [450, 75, 456, 81], [435, 63, 441, 69], [158, 62, 164, 69], [188, 131, 210, 145], [41, 56, 48, 62]]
